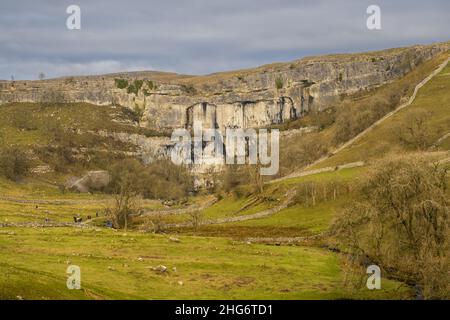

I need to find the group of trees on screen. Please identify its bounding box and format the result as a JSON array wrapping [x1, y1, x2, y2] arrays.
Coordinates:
[[333, 94, 399, 144], [107, 158, 194, 201], [218, 164, 265, 197], [105, 158, 195, 229], [292, 180, 350, 207], [332, 156, 449, 299], [0, 146, 30, 181], [280, 132, 328, 176]]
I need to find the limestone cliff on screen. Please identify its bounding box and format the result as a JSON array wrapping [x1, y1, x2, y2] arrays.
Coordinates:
[[1, 42, 449, 133]]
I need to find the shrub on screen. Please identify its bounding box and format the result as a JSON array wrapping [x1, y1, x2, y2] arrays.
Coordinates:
[[127, 84, 137, 95], [0, 146, 31, 180], [134, 80, 143, 91], [310, 107, 336, 130], [114, 78, 128, 89], [126, 80, 143, 95], [275, 77, 284, 90], [133, 105, 145, 123], [11, 111, 37, 131], [146, 80, 158, 90], [301, 79, 315, 88], [181, 84, 197, 95]]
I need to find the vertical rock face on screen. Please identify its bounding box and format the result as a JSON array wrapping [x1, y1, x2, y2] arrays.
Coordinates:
[[1, 42, 448, 132]]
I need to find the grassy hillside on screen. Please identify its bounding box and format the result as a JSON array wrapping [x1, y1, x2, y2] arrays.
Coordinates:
[[312, 60, 450, 169], [278, 52, 450, 175]]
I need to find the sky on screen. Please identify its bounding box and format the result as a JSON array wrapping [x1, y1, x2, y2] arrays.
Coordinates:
[[1, 0, 449, 80]]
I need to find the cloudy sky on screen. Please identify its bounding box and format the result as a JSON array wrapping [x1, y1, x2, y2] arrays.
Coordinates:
[[1, 0, 449, 80]]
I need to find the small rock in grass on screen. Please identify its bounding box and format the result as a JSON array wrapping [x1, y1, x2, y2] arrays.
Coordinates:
[[172, 266, 177, 272], [177, 281, 183, 286], [148, 265, 167, 273], [169, 237, 180, 243], [155, 265, 167, 273]]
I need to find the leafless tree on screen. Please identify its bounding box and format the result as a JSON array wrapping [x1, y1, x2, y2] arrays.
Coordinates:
[[188, 210, 203, 233], [331, 155, 449, 299], [398, 109, 435, 150]]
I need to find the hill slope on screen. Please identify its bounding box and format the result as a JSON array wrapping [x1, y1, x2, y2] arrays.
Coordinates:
[[312, 56, 450, 169]]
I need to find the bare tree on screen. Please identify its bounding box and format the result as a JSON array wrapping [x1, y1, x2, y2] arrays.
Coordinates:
[[332, 155, 449, 299], [38, 72, 45, 80], [109, 185, 141, 232], [398, 109, 434, 150], [188, 210, 203, 233], [107, 159, 143, 231]]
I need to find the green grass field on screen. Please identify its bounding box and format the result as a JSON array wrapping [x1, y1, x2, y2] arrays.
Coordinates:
[[0, 227, 411, 300]]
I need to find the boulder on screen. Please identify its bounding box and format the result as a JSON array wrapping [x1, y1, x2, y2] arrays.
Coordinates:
[[67, 170, 111, 193]]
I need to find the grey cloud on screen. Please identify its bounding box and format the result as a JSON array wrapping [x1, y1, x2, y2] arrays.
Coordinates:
[[0, 0, 449, 79]]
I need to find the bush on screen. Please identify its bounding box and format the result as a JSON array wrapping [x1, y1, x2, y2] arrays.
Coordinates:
[[0, 146, 31, 180], [115, 78, 128, 89], [146, 80, 158, 90], [11, 111, 37, 131], [126, 80, 144, 95], [309, 107, 336, 130], [134, 80, 143, 92], [127, 84, 137, 95], [275, 77, 284, 90], [180, 84, 197, 95]]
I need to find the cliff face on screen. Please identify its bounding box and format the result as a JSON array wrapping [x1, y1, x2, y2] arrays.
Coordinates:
[[1, 42, 449, 132]]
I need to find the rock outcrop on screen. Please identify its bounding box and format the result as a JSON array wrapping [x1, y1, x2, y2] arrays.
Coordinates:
[[66, 170, 111, 193], [1, 42, 449, 132]]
